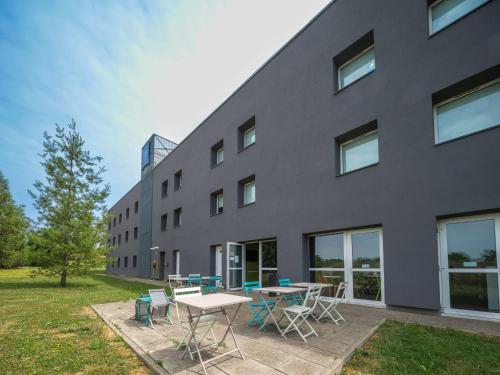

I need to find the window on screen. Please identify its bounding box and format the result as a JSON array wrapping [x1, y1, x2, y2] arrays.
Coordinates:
[[174, 170, 182, 190], [211, 140, 224, 167], [261, 240, 278, 287], [124, 256, 128, 268], [238, 175, 256, 206], [238, 117, 256, 151], [161, 214, 168, 232], [161, 179, 168, 198], [133, 255, 137, 268], [338, 47, 375, 90], [117, 257, 121, 268], [119, 213, 122, 224], [434, 80, 500, 144], [125, 231, 129, 243], [126, 208, 129, 219], [334, 31, 374, 91], [340, 130, 379, 174], [134, 201, 139, 214], [108, 221, 111, 230], [112, 237, 116, 246], [134, 227, 138, 240], [438, 213, 500, 319], [118, 234, 121, 245], [429, 0, 489, 34], [210, 190, 224, 215], [112, 258, 115, 268], [174, 208, 182, 227], [113, 217, 116, 227]]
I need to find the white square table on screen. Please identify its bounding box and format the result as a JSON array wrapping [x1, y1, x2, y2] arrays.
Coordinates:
[[174, 293, 251, 374], [253, 286, 305, 335]]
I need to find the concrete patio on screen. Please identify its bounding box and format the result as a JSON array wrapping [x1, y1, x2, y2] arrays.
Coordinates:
[[92, 297, 386, 375]]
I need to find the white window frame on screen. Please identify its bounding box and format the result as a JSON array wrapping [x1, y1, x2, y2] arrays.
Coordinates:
[[339, 129, 379, 174], [433, 78, 500, 144], [216, 193, 223, 214], [437, 213, 500, 320], [243, 126, 256, 148], [338, 45, 375, 90], [243, 180, 256, 205], [309, 228, 385, 307], [428, 0, 489, 35], [216, 146, 224, 165]]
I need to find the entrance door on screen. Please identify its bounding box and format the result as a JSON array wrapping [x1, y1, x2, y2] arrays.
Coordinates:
[[227, 242, 243, 290], [245, 243, 259, 282], [215, 245, 223, 277], [438, 214, 500, 320]]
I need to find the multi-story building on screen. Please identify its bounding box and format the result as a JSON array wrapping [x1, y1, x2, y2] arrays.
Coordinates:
[[107, 0, 500, 321]]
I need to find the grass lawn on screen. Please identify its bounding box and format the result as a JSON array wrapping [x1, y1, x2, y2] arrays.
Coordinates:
[[0, 267, 157, 375], [342, 320, 500, 375]]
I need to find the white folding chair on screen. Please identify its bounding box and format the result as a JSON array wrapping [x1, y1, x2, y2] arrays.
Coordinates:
[[315, 282, 347, 324], [172, 286, 218, 360], [148, 289, 173, 327], [168, 274, 183, 291], [280, 285, 322, 342]]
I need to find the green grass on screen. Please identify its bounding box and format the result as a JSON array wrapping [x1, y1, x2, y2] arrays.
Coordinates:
[[342, 320, 500, 375], [0, 267, 160, 375]]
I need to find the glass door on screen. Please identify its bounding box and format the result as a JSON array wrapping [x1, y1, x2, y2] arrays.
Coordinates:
[[226, 242, 243, 290], [438, 215, 500, 319], [245, 242, 260, 283]]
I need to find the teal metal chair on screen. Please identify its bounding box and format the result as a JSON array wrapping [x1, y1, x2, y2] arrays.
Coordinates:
[[279, 278, 302, 306], [204, 276, 222, 294], [243, 281, 276, 330], [188, 275, 202, 287]]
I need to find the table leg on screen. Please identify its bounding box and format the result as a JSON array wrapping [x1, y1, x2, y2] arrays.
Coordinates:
[[183, 306, 207, 374], [219, 305, 245, 360], [259, 295, 284, 335]]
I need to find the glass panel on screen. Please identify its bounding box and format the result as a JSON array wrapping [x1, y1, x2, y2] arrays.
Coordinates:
[[244, 127, 256, 147], [216, 147, 224, 164], [217, 194, 223, 210], [446, 219, 496, 269], [310, 270, 344, 297], [353, 271, 382, 301], [229, 244, 242, 268], [436, 81, 500, 143], [228, 269, 242, 289], [339, 47, 375, 88], [352, 231, 380, 268], [431, 0, 488, 34], [341, 132, 379, 173], [262, 270, 278, 287], [449, 272, 499, 312], [243, 181, 255, 205], [245, 243, 259, 282], [262, 240, 277, 268], [309, 234, 344, 268]]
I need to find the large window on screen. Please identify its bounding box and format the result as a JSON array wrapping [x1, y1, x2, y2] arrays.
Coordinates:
[[261, 240, 278, 287], [340, 131, 379, 174], [429, 0, 489, 34], [309, 228, 384, 303], [338, 46, 375, 90], [438, 214, 500, 319], [435, 80, 500, 143]]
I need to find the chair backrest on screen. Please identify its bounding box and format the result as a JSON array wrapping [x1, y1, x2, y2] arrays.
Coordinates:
[[172, 286, 202, 323], [335, 282, 347, 300], [243, 281, 260, 297], [303, 285, 322, 309], [208, 276, 222, 287], [188, 273, 201, 278], [188, 275, 202, 286], [149, 289, 169, 307], [168, 274, 182, 288], [278, 278, 292, 287]]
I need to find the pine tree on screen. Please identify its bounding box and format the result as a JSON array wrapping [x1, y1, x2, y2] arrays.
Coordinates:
[[0, 171, 29, 267], [29, 120, 110, 286]]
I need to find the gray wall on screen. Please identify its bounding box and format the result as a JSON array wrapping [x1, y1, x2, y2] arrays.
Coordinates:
[[108, 0, 500, 310]]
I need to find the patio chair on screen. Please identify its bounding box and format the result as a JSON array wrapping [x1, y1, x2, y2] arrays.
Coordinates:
[[172, 286, 218, 360], [314, 282, 347, 324], [278, 278, 303, 306], [243, 281, 276, 330], [168, 274, 183, 290], [203, 276, 222, 294], [280, 285, 322, 342], [188, 274, 202, 287], [148, 289, 173, 327]]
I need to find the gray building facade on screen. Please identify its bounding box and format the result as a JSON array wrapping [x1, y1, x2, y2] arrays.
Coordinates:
[[107, 0, 500, 321]]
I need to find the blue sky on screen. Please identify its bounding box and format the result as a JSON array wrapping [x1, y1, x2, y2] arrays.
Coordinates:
[[0, 0, 330, 219]]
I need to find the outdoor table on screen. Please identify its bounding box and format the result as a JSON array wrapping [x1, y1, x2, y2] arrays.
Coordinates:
[[253, 286, 305, 335], [174, 293, 251, 375], [135, 295, 151, 327]]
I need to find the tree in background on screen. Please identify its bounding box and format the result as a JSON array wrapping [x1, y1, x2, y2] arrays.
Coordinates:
[[29, 120, 110, 287], [0, 171, 29, 267]]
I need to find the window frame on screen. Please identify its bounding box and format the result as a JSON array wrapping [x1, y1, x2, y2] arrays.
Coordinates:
[[174, 170, 182, 191], [433, 78, 500, 144], [243, 180, 256, 206], [216, 146, 224, 165], [243, 126, 256, 149], [216, 192, 224, 214], [339, 129, 379, 174], [174, 208, 182, 227], [161, 179, 168, 198], [337, 45, 375, 90], [428, 0, 490, 36], [160, 213, 168, 232]]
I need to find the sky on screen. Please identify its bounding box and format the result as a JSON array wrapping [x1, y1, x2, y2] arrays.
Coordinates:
[[0, 0, 331, 219]]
